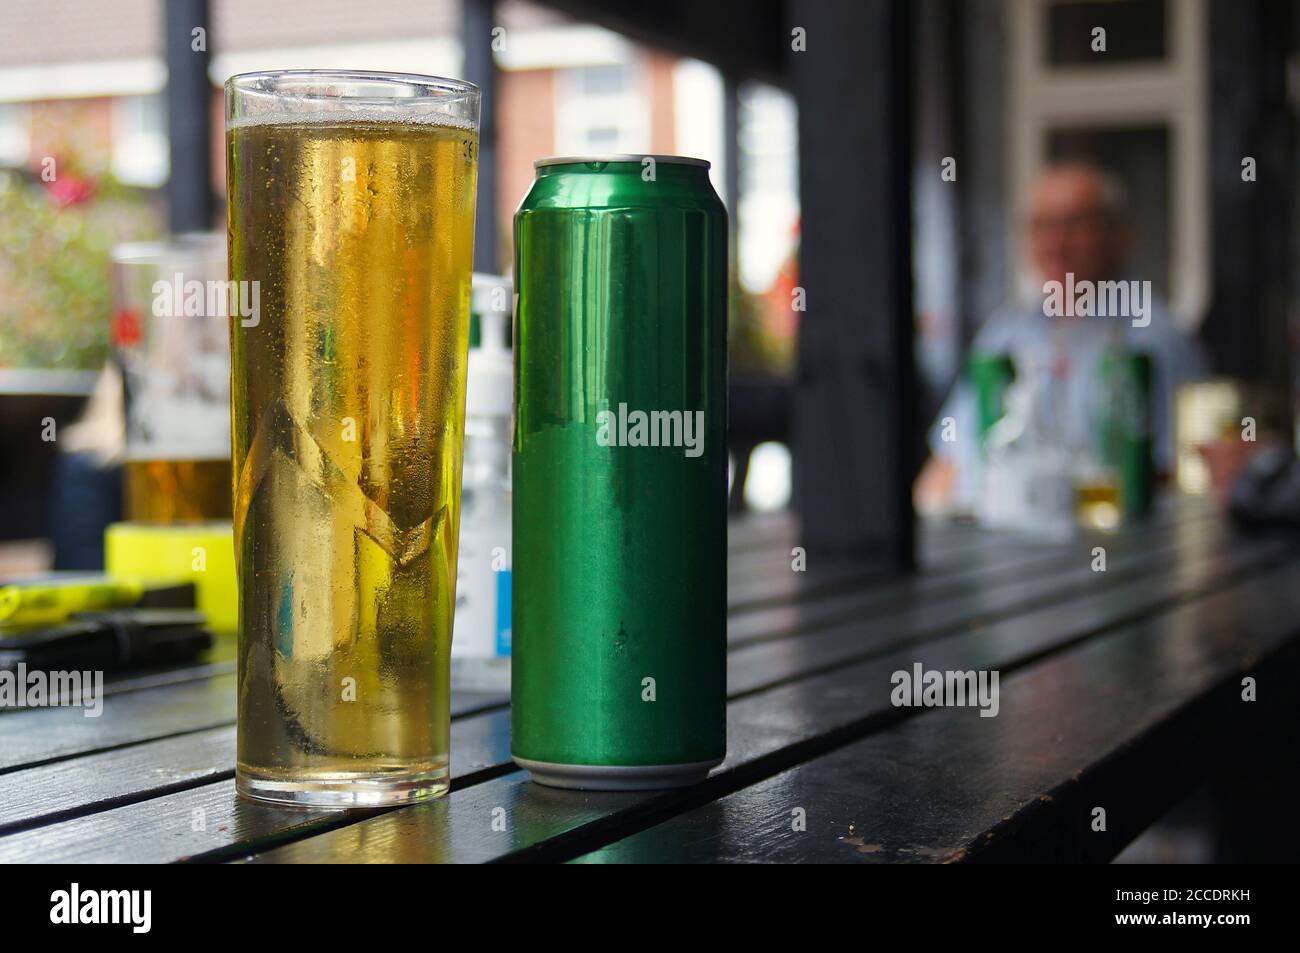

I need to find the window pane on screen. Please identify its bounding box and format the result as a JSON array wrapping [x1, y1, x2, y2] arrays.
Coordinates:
[[575, 64, 628, 96], [1046, 0, 1167, 67], [582, 127, 621, 150]]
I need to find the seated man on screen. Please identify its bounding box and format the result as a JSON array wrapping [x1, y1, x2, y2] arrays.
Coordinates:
[[918, 161, 1207, 513]]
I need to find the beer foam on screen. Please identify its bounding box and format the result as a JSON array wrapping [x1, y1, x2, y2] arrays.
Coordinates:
[[227, 110, 476, 131]]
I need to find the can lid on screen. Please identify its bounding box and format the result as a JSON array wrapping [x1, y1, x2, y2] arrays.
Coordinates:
[[534, 154, 711, 170]]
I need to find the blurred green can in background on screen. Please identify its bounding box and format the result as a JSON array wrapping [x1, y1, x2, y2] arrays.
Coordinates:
[[511, 155, 728, 790], [1097, 350, 1154, 519], [968, 353, 1016, 443]]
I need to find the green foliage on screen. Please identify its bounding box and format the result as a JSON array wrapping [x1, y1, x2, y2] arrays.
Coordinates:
[[0, 169, 161, 370]]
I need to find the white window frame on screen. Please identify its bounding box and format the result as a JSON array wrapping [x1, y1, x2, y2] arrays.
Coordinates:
[[1009, 0, 1209, 327], [0, 102, 31, 167], [553, 59, 650, 156], [111, 93, 168, 187]]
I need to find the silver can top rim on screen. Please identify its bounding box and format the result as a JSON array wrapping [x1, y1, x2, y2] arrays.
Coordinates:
[[534, 154, 711, 170]]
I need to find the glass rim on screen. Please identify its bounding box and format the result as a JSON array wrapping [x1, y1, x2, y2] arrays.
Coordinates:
[[224, 69, 479, 107]]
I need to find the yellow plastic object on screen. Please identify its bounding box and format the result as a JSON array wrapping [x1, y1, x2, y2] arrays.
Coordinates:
[[0, 578, 144, 627], [104, 521, 237, 634]]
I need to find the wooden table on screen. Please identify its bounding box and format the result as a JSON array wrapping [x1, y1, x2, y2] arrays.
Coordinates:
[[2, 498, 1298, 863]]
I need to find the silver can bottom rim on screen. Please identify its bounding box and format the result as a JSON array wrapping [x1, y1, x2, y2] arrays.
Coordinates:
[[513, 755, 722, 791]]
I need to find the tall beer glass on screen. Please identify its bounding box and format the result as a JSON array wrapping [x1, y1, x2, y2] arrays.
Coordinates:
[[225, 71, 479, 806]]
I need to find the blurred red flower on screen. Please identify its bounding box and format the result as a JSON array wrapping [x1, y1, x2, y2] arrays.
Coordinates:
[[111, 308, 143, 347], [44, 170, 98, 207]]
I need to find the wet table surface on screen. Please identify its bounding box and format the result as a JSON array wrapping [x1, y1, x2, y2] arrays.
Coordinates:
[[2, 497, 1298, 863]]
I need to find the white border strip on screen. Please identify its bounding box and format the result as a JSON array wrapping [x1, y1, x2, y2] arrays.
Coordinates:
[[0, 58, 165, 103]]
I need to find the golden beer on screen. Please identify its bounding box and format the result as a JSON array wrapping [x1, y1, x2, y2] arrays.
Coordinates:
[[124, 459, 233, 522], [1076, 473, 1120, 531], [226, 72, 479, 806]]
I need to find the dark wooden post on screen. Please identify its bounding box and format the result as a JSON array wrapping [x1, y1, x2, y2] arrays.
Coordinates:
[[952, 0, 1007, 356], [1203, 0, 1296, 430], [789, 0, 916, 569], [462, 0, 500, 273], [165, 0, 212, 233], [723, 73, 740, 225]]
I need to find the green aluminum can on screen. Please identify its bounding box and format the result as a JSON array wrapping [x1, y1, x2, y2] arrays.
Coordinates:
[[1097, 351, 1154, 519], [511, 154, 728, 790], [967, 353, 1016, 443]]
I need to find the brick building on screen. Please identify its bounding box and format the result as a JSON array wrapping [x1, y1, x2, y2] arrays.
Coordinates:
[[0, 0, 726, 270]]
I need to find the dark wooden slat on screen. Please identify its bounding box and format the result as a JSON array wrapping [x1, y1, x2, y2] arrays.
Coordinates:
[[1, 514, 982, 713], [726, 501, 1209, 610], [95, 659, 237, 695], [0, 504, 1194, 773], [724, 511, 1014, 574], [0, 676, 236, 774], [724, 521, 1228, 697], [727, 510, 1215, 648], [1, 779, 346, 864], [0, 706, 514, 841], [35, 529, 1270, 864], [0, 525, 1034, 772], [727, 533, 1043, 611], [574, 566, 1300, 863], [729, 524, 1020, 583], [0, 524, 1229, 851], [727, 556, 891, 610], [0, 729, 233, 835], [3, 514, 981, 717], [0, 527, 990, 770], [0, 676, 506, 774], [916, 522, 1031, 561], [0, 508, 1220, 831], [0, 507, 1251, 860], [238, 537, 1295, 864], [730, 513, 1017, 572], [726, 511, 796, 550]]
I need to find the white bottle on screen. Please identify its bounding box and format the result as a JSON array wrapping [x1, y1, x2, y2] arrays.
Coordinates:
[[979, 354, 1076, 541], [452, 274, 513, 692]]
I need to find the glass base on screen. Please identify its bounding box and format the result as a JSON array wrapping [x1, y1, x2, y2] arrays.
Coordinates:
[[236, 765, 449, 808]]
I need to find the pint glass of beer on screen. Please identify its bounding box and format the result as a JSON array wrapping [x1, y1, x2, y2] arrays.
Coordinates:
[[112, 234, 233, 523], [225, 71, 479, 806]]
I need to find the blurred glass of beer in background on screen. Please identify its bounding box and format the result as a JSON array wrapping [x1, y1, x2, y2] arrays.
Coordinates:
[[112, 235, 232, 522], [225, 71, 479, 806]]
